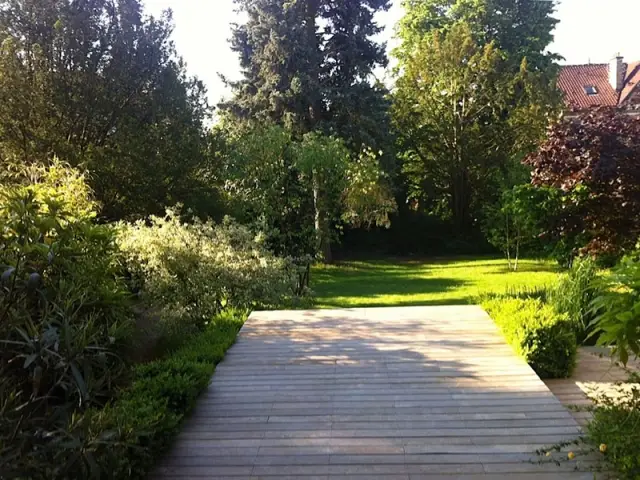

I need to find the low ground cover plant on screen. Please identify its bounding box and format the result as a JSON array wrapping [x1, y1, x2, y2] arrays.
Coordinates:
[[482, 296, 576, 378], [586, 385, 640, 480]]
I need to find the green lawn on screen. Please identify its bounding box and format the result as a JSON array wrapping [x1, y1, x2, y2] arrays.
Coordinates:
[[311, 257, 559, 308]]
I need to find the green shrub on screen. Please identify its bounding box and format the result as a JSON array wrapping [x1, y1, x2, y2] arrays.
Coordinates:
[[483, 297, 577, 378], [0, 163, 134, 478], [129, 362, 212, 413], [86, 311, 246, 479], [1, 159, 99, 220], [587, 386, 640, 480], [116, 209, 306, 333], [1, 311, 245, 479], [551, 257, 600, 344], [590, 248, 640, 366]]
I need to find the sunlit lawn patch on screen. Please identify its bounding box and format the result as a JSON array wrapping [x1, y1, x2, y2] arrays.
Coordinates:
[[312, 257, 559, 308]]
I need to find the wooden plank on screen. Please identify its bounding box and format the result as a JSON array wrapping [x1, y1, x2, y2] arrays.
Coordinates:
[[544, 346, 640, 428], [154, 306, 604, 479]]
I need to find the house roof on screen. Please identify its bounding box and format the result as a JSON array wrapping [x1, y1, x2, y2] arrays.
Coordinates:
[[558, 61, 640, 109]]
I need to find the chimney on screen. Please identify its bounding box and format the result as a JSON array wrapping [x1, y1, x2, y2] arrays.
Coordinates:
[[609, 54, 625, 91]]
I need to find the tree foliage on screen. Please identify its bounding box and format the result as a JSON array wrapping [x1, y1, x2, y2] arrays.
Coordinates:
[[294, 132, 351, 261], [393, 0, 560, 237], [221, 0, 393, 154], [0, 0, 218, 220], [225, 125, 396, 261], [393, 22, 552, 233], [483, 184, 557, 270], [343, 148, 397, 230], [396, 0, 560, 75], [220, 0, 399, 259], [224, 125, 315, 256], [525, 108, 640, 257]]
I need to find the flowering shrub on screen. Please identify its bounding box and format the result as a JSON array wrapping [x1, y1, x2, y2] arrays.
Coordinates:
[[117, 210, 305, 331]]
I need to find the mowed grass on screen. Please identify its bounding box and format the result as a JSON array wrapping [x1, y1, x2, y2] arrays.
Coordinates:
[[311, 257, 559, 308]]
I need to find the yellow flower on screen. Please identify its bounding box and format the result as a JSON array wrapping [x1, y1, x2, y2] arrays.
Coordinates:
[[568, 452, 575, 460], [599, 444, 607, 453], [545, 451, 551, 457]]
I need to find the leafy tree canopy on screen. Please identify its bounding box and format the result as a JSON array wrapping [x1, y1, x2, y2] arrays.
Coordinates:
[[396, 0, 561, 74], [392, 22, 553, 233], [525, 108, 640, 258], [225, 125, 396, 261], [0, 0, 219, 220]]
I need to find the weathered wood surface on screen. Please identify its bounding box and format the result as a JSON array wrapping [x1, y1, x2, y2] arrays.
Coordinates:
[[156, 306, 603, 479], [545, 346, 640, 427]]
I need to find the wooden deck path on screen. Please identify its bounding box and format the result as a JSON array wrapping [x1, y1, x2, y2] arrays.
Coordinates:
[[156, 306, 601, 479], [546, 346, 640, 427]]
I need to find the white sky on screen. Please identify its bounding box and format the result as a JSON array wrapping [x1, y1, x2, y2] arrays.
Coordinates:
[[143, 0, 640, 106]]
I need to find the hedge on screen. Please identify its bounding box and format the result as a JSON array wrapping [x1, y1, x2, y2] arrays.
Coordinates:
[[482, 297, 577, 379], [82, 310, 246, 479]]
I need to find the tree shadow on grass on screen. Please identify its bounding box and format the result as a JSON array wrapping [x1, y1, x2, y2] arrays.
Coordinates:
[[316, 296, 475, 308], [319, 258, 559, 275], [313, 274, 465, 299], [310, 258, 559, 309], [317, 261, 425, 273], [310, 273, 468, 308]]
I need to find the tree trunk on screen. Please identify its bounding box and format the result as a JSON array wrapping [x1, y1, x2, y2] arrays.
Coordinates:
[[514, 225, 520, 271], [313, 171, 332, 263], [505, 212, 512, 270], [303, 0, 331, 262], [451, 170, 471, 235]]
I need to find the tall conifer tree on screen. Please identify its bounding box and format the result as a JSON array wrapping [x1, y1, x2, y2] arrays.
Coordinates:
[[221, 0, 395, 261], [222, 0, 391, 152]]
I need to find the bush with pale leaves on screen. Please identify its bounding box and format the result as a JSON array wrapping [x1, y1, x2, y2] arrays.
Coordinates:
[[117, 211, 305, 330]]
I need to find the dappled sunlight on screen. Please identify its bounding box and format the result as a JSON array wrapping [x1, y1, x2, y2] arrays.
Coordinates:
[[156, 306, 598, 479], [545, 348, 640, 427], [312, 258, 559, 309]]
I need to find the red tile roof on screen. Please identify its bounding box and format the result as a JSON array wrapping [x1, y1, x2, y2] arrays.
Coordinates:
[[558, 64, 619, 109], [558, 61, 640, 110]]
